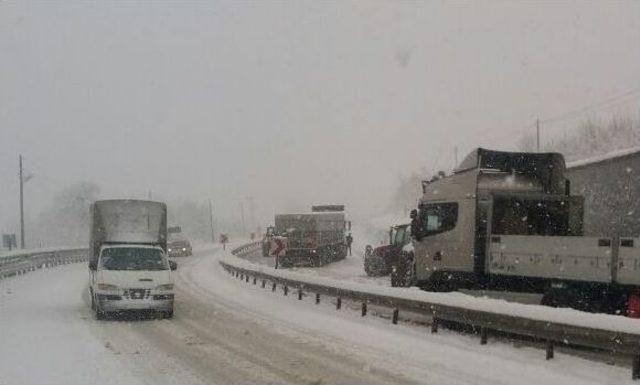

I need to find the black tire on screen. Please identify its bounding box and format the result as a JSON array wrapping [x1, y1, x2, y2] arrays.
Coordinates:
[[364, 255, 384, 277], [95, 304, 106, 320], [391, 253, 415, 287], [405, 258, 416, 287], [163, 308, 174, 319]]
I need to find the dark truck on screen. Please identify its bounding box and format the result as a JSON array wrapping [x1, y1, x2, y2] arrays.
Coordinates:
[[167, 232, 192, 257], [166, 225, 192, 257], [364, 224, 411, 277], [272, 205, 348, 267]]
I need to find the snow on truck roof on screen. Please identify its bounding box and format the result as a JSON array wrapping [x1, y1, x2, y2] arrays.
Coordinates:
[[566, 145, 640, 170], [276, 212, 344, 217], [454, 148, 565, 174]]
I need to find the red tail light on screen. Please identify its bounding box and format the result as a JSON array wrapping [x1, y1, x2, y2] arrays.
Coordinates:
[[627, 293, 640, 318]]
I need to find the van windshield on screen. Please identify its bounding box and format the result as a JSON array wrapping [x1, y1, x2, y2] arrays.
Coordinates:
[[99, 247, 168, 271]]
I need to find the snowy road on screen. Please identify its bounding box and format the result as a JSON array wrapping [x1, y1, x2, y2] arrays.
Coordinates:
[[0, 247, 634, 385]]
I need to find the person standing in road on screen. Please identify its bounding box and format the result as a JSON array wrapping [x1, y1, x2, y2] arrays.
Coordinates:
[[345, 233, 353, 256]]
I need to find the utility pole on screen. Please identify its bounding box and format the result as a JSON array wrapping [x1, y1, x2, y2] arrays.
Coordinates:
[[208, 199, 215, 243], [536, 118, 541, 152], [19, 155, 25, 249]]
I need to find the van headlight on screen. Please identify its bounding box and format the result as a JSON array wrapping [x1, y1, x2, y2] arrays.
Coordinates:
[[168, 248, 172, 252], [182, 248, 186, 251], [97, 283, 118, 291], [156, 284, 174, 291]]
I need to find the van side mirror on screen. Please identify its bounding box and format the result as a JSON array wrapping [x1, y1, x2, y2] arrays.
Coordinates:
[[88, 260, 97, 271], [169, 260, 177, 271], [410, 209, 418, 219]]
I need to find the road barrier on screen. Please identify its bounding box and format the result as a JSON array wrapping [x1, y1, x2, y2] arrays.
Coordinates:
[[230, 242, 262, 257], [227, 242, 640, 380], [0, 248, 88, 280]]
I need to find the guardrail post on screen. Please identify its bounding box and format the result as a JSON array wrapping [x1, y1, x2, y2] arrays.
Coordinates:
[[392, 308, 399, 324], [272, 282, 277, 292], [633, 355, 640, 380], [283, 285, 288, 296], [315, 293, 320, 304], [336, 297, 342, 310], [361, 302, 367, 316], [261, 279, 266, 288], [253, 277, 257, 285], [245, 275, 249, 283], [431, 318, 438, 333], [546, 341, 554, 360], [298, 289, 303, 300], [480, 327, 488, 345]]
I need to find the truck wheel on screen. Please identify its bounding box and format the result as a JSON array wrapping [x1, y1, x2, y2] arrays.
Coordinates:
[[95, 304, 106, 320], [391, 253, 415, 287], [364, 256, 383, 277], [364, 259, 374, 276], [163, 308, 174, 319]]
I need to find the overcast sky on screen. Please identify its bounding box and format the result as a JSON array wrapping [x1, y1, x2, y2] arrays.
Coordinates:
[[1, 1, 639, 235]]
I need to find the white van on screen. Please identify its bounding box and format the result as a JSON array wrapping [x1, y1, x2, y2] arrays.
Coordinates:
[[89, 244, 176, 319]]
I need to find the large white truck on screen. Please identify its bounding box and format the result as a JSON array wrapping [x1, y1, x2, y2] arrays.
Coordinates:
[[88, 199, 176, 319], [393, 148, 640, 316]]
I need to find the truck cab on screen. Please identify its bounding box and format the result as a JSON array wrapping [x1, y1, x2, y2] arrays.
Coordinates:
[[90, 244, 176, 319]]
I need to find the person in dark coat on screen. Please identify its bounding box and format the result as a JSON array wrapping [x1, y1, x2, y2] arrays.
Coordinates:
[[345, 233, 353, 256]]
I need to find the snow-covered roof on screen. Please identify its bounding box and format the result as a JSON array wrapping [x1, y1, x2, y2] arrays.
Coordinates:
[[566, 146, 640, 170]]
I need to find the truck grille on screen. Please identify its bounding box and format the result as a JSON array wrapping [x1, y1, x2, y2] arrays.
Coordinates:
[[123, 289, 151, 300]]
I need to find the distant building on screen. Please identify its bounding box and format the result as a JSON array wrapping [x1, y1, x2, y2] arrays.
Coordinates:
[[566, 146, 640, 237]]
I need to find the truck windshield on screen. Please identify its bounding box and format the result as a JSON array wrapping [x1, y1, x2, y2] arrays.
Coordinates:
[[393, 227, 407, 245], [99, 248, 168, 271]]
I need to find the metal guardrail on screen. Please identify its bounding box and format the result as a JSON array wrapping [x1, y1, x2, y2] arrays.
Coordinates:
[[227, 243, 640, 380], [0, 248, 89, 280], [230, 242, 262, 256]]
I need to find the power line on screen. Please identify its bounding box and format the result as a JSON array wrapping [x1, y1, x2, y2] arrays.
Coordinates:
[[509, 87, 640, 148], [542, 88, 640, 125]]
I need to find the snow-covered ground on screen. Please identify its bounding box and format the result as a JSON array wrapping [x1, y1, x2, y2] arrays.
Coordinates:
[[0, 247, 636, 385]]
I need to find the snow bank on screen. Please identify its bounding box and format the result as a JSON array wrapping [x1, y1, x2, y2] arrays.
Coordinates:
[[221, 250, 640, 335], [0, 246, 85, 260]]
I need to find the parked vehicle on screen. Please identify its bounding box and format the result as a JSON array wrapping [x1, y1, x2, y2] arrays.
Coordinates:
[[88, 199, 176, 319], [168, 232, 192, 257], [364, 224, 410, 277], [270, 205, 348, 267], [392, 148, 640, 316]]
